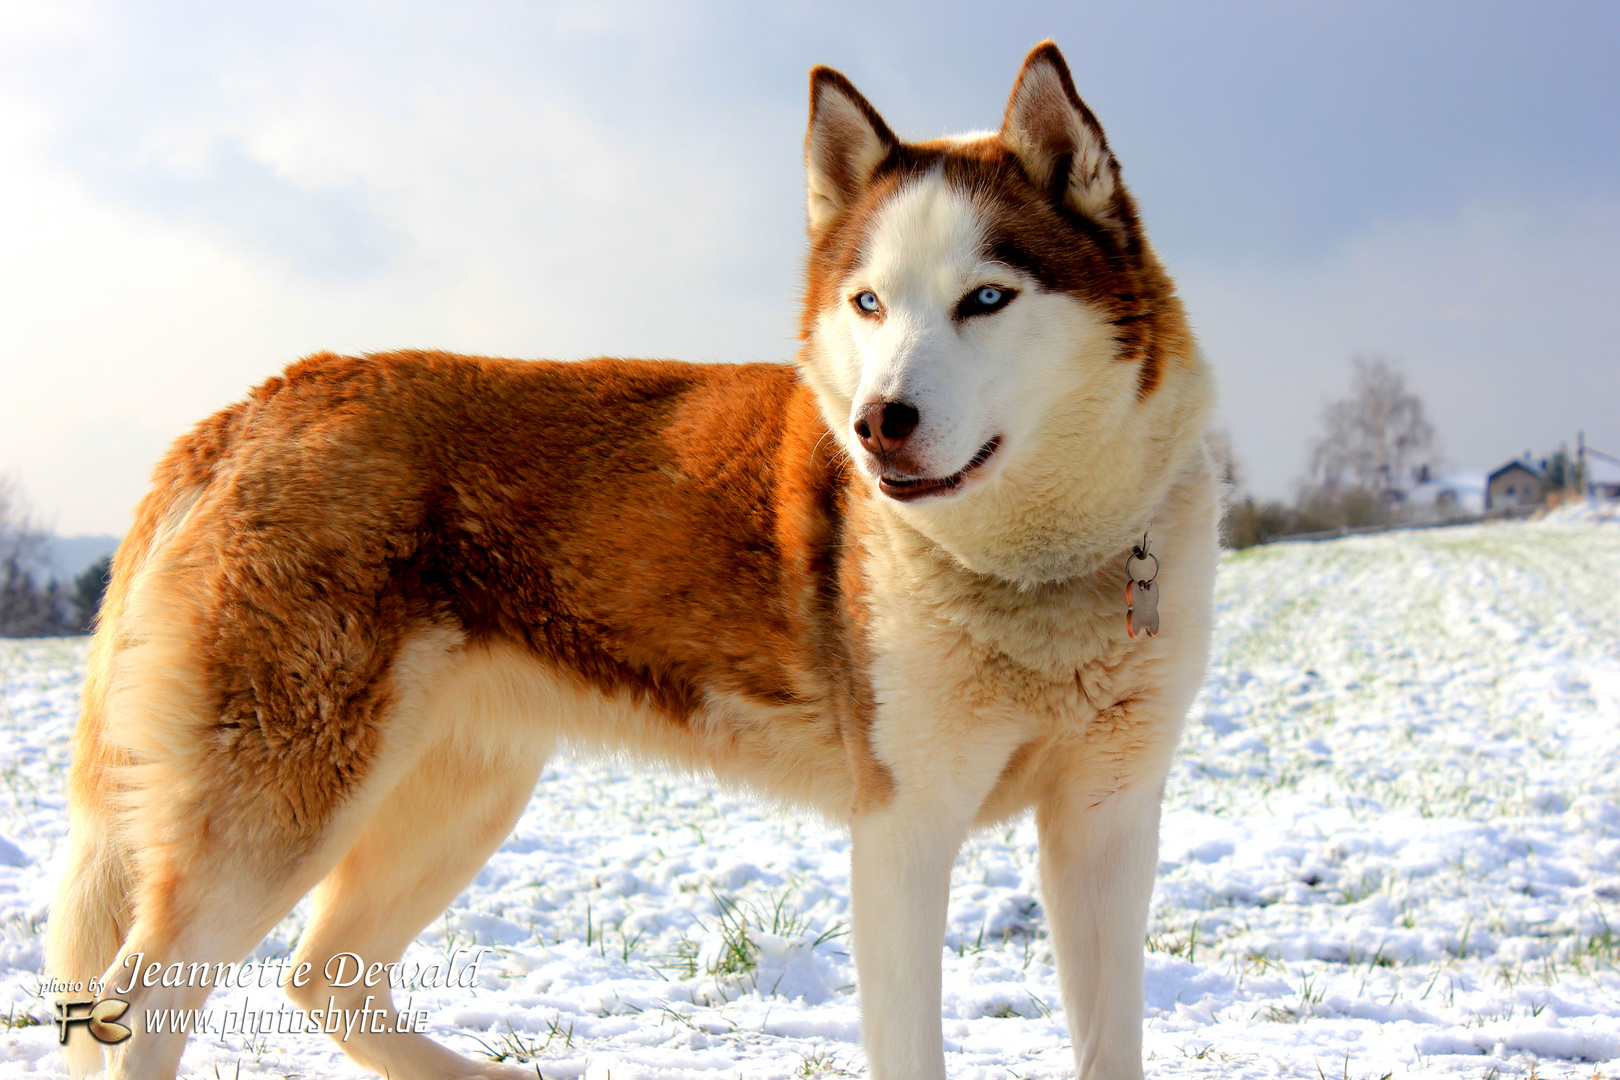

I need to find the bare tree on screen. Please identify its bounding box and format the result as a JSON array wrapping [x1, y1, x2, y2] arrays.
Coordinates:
[[1310, 356, 1437, 496], [1206, 429, 1242, 493], [0, 474, 49, 574], [0, 474, 71, 637]]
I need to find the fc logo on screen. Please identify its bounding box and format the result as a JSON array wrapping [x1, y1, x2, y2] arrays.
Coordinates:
[[55, 999, 132, 1044]]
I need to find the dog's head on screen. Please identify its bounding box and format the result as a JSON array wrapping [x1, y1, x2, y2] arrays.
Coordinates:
[[797, 42, 1211, 581]]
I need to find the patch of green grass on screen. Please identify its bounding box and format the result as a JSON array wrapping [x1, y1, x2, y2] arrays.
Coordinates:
[[1261, 970, 1328, 1023], [469, 1014, 576, 1064], [1, 1002, 44, 1031], [655, 887, 844, 985], [796, 1044, 848, 1077], [1146, 920, 1200, 963], [708, 891, 759, 977]]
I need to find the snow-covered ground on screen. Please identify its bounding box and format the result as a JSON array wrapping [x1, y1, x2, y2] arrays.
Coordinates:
[[2, 511, 1617, 1079]]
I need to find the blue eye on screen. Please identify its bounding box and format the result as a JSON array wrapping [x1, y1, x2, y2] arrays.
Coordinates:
[[957, 284, 1015, 319], [855, 291, 881, 314]]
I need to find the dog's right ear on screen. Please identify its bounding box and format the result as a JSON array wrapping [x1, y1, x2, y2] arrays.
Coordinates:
[[805, 67, 898, 232], [1002, 41, 1136, 243]]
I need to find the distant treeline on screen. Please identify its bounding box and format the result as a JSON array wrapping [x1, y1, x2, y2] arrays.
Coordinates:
[[0, 476, 113, 638], [0, 554, 111, 638]]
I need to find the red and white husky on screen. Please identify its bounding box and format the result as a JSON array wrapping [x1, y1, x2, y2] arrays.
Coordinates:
[[50, 41, 1215, 1080]]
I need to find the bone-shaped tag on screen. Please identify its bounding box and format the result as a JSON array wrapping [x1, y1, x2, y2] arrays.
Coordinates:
[[1126, 579, 1159, 639]]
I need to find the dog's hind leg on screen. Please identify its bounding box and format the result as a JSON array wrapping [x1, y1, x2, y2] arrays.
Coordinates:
[[88, 609, 468, 1080], [91, 772, 387, 1080], [95, 824, 355, 1080], [286, 656, 552, 1080], [49, 785, 136, 1077]]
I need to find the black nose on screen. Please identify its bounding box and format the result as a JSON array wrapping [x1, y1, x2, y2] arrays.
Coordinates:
[[854, 401, 919, 456]]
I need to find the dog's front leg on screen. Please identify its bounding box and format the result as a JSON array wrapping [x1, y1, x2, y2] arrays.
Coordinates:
[[849, 725, 1021, 1080], [849, 805, 963, 1080], [1036, 770, 1168, 1080]]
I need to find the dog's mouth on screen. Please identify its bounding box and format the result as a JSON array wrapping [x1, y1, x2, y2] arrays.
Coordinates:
[[878, 437, 1002, 502]]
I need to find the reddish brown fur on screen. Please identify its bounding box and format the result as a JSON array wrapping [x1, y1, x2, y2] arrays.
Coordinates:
[[104, 353, 883, 848]]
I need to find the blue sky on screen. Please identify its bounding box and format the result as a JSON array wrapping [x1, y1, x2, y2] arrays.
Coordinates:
[[1, 1, 1616, 534]]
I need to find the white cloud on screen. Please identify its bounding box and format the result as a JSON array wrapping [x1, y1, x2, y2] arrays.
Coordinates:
[[0, 8, 805, 535]]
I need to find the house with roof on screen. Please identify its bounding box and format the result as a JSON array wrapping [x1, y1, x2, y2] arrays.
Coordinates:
[[1586, 449, 1620, 502], [1485, 458, 1543, 511], [1405, 466, 1486, 518]]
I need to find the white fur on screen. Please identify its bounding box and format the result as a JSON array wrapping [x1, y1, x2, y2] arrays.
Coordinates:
[[818, 174, 1080, 489], [803, 173, 1209, 585]]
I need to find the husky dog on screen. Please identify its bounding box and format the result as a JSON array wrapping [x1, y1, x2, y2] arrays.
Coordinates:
[[50, 41, 1214, 1080]]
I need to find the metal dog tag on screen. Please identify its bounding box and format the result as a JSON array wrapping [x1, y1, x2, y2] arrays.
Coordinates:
[[1125, 533, 1160, 639], [1126, 578, 1159, 639]]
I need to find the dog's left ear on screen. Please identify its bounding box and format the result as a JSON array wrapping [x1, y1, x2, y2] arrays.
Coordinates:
[[1002, 41, 1137, 242], [805, 66, 899, 233]]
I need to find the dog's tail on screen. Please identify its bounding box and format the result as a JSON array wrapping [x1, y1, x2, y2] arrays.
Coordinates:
[[48, 597, 137, 1075], [46, 437, 221, 1075]]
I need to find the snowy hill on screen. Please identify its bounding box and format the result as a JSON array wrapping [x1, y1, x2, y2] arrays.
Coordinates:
[[0, 514, 1616, 1078]]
